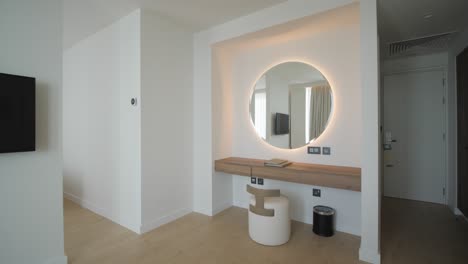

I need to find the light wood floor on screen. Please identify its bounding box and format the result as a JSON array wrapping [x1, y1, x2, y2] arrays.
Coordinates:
[[381, 197, 468, 264], [65, 198, 468, 264], [64, 199, 362, 264]]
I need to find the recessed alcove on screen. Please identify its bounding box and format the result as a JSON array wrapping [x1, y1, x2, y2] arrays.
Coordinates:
[[210, 3, 363, 236]]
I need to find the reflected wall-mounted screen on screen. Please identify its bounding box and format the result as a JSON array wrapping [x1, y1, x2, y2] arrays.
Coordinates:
[[249, 62, 332, 149]]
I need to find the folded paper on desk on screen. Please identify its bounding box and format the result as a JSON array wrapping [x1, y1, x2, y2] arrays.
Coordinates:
[[264, 159, 292, 168]]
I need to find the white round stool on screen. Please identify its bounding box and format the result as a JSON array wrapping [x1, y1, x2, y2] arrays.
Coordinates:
[[247, 186, 290, 246]]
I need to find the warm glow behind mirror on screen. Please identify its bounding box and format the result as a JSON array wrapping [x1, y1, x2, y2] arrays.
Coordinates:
[[249, 62, 332, 149]]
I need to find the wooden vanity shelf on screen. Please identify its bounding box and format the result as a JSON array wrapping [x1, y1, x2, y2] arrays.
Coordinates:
[[214, 157, 361, 192]]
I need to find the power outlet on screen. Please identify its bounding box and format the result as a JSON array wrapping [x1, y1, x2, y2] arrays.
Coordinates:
[[258, 178, 264, 185], [251, 177, 257, 184], [313, 188, 321, 197], [322, 147, 331, 155], [308, 147, 321, 154]]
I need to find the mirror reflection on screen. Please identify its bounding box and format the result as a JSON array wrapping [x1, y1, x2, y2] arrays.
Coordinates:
[[249, 62, 332, 149]]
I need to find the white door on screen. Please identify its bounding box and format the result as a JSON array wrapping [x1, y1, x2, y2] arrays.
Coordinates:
[[383, 69, 446, 204]]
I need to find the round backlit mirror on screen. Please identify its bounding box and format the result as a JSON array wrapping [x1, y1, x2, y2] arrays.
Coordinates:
[[249, 62, 333, 149]]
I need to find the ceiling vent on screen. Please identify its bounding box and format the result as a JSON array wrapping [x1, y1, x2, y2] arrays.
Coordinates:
[[387, 32, 455, 57]]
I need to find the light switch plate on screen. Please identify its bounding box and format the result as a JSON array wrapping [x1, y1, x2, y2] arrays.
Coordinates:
[[313, 188, 321, 197], [251, 177, 257, 184], [322, 147, 331, 155], [258, 178, 264, 185], [308, 147, 321, 154]]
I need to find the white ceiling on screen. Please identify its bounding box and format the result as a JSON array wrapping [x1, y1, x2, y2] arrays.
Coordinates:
[[63, 0, 286, 49], [378, 0, 468, 45]]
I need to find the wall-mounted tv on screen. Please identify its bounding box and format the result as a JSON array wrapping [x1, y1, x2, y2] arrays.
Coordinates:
[[274, 113, 289, 135], [0, 73, 36, 153]]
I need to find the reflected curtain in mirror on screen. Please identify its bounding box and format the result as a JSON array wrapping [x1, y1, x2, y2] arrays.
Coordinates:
[[308, 85, 331, 142]]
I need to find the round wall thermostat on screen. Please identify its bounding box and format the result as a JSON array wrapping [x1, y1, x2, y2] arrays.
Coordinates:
[[131, 98, 137, 106]]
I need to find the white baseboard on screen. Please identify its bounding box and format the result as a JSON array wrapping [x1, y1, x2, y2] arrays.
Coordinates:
[[64, 192, 111, 220], [455, 208, 466, 219], [44, 255, 67, 264], [212, 201, 233, 216], [359, 247, 381, 264], [193, 206, 213, 216], [233, 199, 243, 208], [140, 207, 192, 234], [63, 192, 140, 234]]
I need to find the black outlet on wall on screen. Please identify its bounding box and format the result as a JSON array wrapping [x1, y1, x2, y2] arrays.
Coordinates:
[[313, 188, 321, 197], [258, 178, 264, 185], [308, 147, 321, 154], [251, 177, 257, 184]]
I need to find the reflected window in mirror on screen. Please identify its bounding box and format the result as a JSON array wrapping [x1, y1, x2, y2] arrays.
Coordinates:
[[252, 75, 267, 139], [249, 62, 333, 150]]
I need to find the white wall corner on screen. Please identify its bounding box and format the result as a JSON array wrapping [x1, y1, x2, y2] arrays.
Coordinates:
[[233, 199, 243, 208], [212, 201, 233, 216], [359, 247, 381, 264], [44, 256, 68, 264], [140, 208, 192, 234]]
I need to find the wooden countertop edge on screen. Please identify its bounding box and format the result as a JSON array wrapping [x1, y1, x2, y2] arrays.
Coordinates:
[[215, 157, 361, 175], [214, 157, 361, 192]]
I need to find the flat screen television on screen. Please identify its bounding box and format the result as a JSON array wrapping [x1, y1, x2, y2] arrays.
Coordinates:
[[274, 113, 289, 135], [0, 73, 35, 153]]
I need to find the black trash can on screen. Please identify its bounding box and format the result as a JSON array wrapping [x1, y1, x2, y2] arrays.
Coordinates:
[[313, 205, 335, 237]]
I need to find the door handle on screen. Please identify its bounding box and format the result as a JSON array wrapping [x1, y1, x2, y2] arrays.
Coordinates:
[[385, 164, 394, 168]]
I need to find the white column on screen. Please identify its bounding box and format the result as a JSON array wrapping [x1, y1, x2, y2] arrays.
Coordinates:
[[359, 0, 381, 263], [193, 32, 214, 215]]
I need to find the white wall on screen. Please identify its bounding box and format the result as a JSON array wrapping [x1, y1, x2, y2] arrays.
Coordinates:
[[140, 10, 194, 232], [63, 10, 142, 233], [64, 9, 194, 234], [216, 4, 362, 236], [211, 49, 235, 214], [448, 27, 468, 213], [0, 1, 66, 264], [118, 10, 142, 233], [360, 0, 380, 263]]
